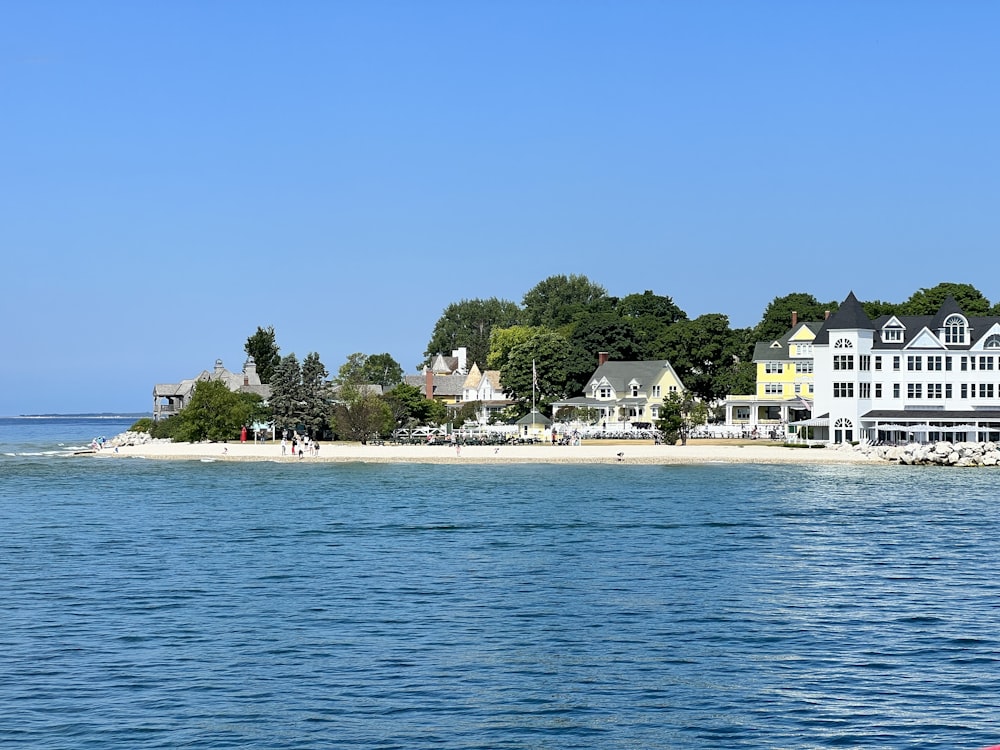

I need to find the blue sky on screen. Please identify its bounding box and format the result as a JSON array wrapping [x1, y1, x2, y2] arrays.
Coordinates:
[[2, 1, 999, 414]]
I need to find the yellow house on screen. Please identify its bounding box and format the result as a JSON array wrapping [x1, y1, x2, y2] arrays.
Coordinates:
[[552, 353, 686, 427], [724, 320, 821, 431]]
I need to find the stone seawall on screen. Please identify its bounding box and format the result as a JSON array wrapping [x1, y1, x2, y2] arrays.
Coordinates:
[[846, 440, 1000, 466]]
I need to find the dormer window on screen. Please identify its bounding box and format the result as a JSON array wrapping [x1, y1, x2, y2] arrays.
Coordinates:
[[944, 314, 967, 345], [882, 327, 903, 342], [630, 385, 639, 397]]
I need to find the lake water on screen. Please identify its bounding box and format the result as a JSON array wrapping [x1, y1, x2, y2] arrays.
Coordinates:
[[2, 418, 999, 748]]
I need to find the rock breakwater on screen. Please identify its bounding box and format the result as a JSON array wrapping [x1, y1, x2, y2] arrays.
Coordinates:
[[846, 440, 1000, 466]]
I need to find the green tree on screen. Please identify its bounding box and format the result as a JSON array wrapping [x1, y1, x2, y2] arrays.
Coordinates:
[[753, 293, 839, 344], [861, 299, 899, 319], [244, 325, 281, 384], [268, 353, 303, 434], [451, 400, 483, 427], [424, 298, 522, 368], [567, 312, 641, 363], [898, 282, 991, 316], [500, 330, 578, 415], [300, 352, 331, 438], [656, 390, 706, 445], [362, 353, 403, 388], [521, 274, 610, 327], [335, 352, 369, 386], [487, 325, 544, 370], [174, 379, 264, 442], [616, 290, 686, 324], [332, 384, 394, 443], [654, 314, 743, 403], [382, 383, 447, 426]]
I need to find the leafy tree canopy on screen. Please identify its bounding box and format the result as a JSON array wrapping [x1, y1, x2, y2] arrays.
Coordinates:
[[244, 325, 281, 384], [654, 313, 743, 403], [616, 290, 687, 324], [898, 282, 991, 316], [424, 297, 522, 369], [332, 387, 394, 444], [753, 293, 839, 345], [382, 383, 447, 427], [567, 312, 641, 364], [174, 379, 265, 442], [500, 330, 579, 415], [521, 274, 610, 328], [860, 299, 899, 319], [486, 325, 545, 370], [363, 353, 404, 388]]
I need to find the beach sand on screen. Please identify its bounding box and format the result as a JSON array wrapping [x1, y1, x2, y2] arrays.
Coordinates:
[[93, 439, 878, 465]]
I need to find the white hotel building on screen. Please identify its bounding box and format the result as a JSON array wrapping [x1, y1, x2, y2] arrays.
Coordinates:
[[810, 292, 1000, 444]]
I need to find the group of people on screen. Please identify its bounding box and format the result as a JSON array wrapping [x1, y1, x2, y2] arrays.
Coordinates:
[[280, 433, 320, 458]]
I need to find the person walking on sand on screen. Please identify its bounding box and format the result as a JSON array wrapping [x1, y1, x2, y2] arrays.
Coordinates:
[[281, 437, 287, 456]]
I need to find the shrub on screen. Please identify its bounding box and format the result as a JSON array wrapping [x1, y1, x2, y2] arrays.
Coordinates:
[[129, 417, 153, 433]]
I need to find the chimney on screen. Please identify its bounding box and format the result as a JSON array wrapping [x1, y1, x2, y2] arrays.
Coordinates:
[[791, 311, 798, 326], [425, 368, 434, 400], [825, 310, 831, 320], [244, 374, 249, 386], [598, 351, 609, 366]]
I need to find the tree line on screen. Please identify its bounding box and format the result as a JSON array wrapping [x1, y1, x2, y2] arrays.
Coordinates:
[[140, 279, 999, 442]]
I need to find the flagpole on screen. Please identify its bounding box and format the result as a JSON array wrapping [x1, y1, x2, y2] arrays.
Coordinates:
[[532, 359, 536, 424]]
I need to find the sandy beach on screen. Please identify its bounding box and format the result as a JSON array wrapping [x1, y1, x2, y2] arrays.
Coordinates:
[[93, 439, 879, 465]]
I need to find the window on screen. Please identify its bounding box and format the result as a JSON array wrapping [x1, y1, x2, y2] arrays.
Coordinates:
[[598, 387, 612, 399], [907, 356, 922, 371], [795, 361, 814, 374], [946, 356, 953, 371], [907, 383, 923, 399], [944, 314, 967, 344], [981, 356, 995, 371], [945, 384, 952, 399], [874, 383, 882, 398], [893, 383, 900, 398], [980, 384, 995, 399], [834, 338, 854, 349], [986, 334, 1000, 349], [859, 355, 871, 371], [833, 382, 854, 398], [874, 356, 882, 371], [893, 356, 901, 371], [668, 385, 678, 393], [651, 405, 659, 419], [961, 383, 968, 399], [961, 356, 968, 371], [735, 406, 750, 421], [859, 382, 871, 398], [807, 383, 814, 394], [928, 383, 943, 399], [763, 383, 783, 395], [834, 355, 855, 370], [765, 362, 784, 374], [928, 356, 942, 371], [794, 344, 814, 357], [883, 326, 903, 342], [652, 385, 661, 397], [630, 385, 640, 397]]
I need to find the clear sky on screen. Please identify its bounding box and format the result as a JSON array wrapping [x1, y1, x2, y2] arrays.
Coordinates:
[[2, 1, 999, 415]]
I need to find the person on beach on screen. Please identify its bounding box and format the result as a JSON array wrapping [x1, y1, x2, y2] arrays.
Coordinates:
[[281, 437, 287, 456]]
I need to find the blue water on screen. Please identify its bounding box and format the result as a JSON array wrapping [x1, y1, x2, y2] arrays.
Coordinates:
[[2, 421, 999, 748]]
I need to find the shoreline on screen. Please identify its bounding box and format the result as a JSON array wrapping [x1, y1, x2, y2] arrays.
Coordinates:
[[92, 439, 879, 466]]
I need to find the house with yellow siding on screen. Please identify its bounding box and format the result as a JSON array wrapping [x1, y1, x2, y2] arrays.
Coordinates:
[[551, 352, 686, 428], [723, 317, 822, 433]]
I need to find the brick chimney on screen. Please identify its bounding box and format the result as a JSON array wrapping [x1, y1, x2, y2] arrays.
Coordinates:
[[425, 368, 434, 399], [825, 310, 831, 320], [791, 311, 798, 327], [598, 351, 609, 366]]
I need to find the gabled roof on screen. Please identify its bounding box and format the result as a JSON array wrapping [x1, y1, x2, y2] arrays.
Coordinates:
[[752, 321, 823, 361], [462, 363, 483, 388], [586, 360, 685, 393], [813, 292, 874, 345]]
